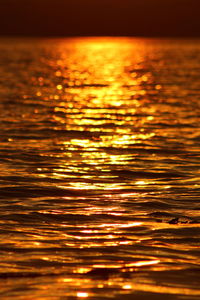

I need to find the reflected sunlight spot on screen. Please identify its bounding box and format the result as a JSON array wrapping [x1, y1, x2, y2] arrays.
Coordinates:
[[123, 284, 132, 290], [99, 222, 142, 229], [33, 242, 41, 246], [77, 292, 89, 298], [147, 116, 154, 121], [57, 84, 63, 90], [135, 180, 149, 185], [93, 264, 121, 269], [125, 260, 160, 268], [61, 278, 73, 283], [164, 185, 171, 189], [73, 268, 91, 274], [119, 241, 133, 245], [42, 257, 50, 261]]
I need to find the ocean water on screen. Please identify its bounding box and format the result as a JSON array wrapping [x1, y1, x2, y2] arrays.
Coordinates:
[[0, 37, 200, 299]]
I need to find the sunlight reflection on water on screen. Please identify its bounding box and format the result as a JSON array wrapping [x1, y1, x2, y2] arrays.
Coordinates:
[[0, 37, 200, 299]]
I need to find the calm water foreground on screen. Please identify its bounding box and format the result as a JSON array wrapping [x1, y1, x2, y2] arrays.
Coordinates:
[[0, 37, 200, 299]]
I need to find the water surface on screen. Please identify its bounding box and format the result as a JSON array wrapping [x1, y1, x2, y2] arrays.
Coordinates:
[[0, 37, 200, 299]]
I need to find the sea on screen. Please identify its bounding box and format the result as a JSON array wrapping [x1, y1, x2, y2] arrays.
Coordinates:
[[0, 37, 200, 299]]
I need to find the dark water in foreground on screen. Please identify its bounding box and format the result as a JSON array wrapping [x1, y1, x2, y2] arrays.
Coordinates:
[[0, 37, 200, 299]]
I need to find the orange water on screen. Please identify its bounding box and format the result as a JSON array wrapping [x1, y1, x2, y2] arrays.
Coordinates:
[[0, 37, 200, 299]]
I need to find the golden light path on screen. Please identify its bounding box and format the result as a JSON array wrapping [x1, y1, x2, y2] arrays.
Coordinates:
[[35, 38, 162, 194], [1, 37, 200, 299]]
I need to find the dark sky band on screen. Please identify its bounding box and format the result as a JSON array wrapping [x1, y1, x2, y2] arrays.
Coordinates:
[[0, 0, 200, 37]]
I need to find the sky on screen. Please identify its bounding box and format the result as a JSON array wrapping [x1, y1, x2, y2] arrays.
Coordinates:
[[0, 0, 200, 37]]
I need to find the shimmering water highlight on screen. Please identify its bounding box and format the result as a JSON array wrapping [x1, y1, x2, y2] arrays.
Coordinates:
[[0, 37, 200, 299]]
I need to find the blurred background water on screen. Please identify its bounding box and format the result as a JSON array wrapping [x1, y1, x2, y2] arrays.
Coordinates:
[[0, 37, 200, 299]]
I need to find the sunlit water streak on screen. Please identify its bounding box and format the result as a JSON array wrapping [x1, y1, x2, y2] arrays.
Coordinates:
[[0, 37, 200, 299]]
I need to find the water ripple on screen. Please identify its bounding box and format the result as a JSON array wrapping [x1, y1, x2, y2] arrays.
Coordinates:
[[0, 37, 200, 299]]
